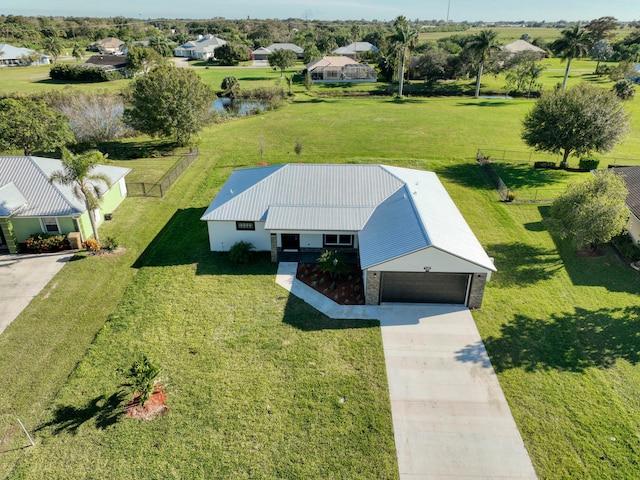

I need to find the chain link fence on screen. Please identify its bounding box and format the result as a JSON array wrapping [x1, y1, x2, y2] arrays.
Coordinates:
[[127, 147, 198, 198]]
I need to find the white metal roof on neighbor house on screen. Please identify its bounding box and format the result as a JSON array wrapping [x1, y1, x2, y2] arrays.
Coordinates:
[[0, 157, 130, 218], [201, 164, 495, 271], [503, 40, 546, 55]]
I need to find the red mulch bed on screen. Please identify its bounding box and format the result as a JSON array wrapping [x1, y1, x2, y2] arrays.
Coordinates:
[[125, 383, 168, 421], [296, 263, 365, 305]]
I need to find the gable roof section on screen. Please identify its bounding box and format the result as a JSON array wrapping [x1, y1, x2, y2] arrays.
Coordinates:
[[0, 156, 130, 218], [503, 40, 546, 55], [613, 166, 640, 219], [0, 182, 28, 217], [332, 42, 378, 55], [266, 43, 304, 54], [306, 56, 362, 70], [178, 35, 226, 52], [0, 43, 47, 61]]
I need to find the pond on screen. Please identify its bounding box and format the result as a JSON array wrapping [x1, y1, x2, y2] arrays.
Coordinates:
[[212, 97, 268, 116]]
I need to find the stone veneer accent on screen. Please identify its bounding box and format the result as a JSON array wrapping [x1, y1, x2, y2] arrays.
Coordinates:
[[0, 219, 18, 254], [270, 234, 277, 262], [468, 273, 487, 309], [365, 270, 381, 305]]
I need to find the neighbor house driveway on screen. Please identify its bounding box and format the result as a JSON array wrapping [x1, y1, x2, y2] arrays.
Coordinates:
[[0, 251, 74, 335], [276, 263, 537, 479]]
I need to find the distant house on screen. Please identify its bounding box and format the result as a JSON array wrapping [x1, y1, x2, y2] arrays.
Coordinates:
[[252, 43, 304, 60], [502, 40, 547, 58], [0, 157, 130, 253], [174, 35, 226, 60], [91, 37, 126, 55], [78, 54, 127, 72], [0, 43, 50, 66], [331, 42, 379, 60], [201, 164, 496, 308], [612, 166, 640, 246], [306, 56, 377, 83], [630, 63, 640, 84]]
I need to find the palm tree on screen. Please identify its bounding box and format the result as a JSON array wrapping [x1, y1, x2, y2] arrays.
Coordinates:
[[389, 16, 418, 97], [49, 148, 111, 242], [466, 29, 501, 98], [551, 24, 591, 90]]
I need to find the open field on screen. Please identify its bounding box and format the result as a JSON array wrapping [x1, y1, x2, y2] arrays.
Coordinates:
[[1, 74, 640, 478]]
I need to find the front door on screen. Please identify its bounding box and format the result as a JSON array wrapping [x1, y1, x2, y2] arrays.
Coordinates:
[[281, 234, 300, 252]]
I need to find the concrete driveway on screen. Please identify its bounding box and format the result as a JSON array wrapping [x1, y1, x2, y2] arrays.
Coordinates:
[[276, 263, 537, 479], [380, 305, 537, 479], [0, 251, 74, 335]]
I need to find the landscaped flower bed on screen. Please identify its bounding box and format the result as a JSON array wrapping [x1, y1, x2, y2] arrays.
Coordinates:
[[296, 262, 365, 305], [24, 233, 70, 253]]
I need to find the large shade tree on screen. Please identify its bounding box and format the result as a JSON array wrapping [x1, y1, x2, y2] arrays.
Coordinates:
[[546, 169, 629, 252], [124, 65, 216, 145], [0, 98, 73, 155], [49, 148, 111, 242], [522, 84, 630, 168], [267, 49, 297, 77], [466, 29, 501, 98], [551, 24, 592, 90], [389, 15, 418, 97]]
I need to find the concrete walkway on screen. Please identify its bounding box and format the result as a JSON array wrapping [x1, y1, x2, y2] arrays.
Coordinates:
[[0, 251, 74, 335], [276, 262, 537, 479]]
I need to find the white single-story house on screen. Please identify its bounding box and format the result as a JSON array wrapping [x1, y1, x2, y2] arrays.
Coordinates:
[[174, 35, 226, 60], [612, 166, 640, 246], [201, 164, 496, 307], [0, 43, 50, 66], [306, 56, 377, 83], [332, 42, 379, 60], [252, 43, 304, 60], [0, 156, 130, 253], [502, 40, 547, 58]]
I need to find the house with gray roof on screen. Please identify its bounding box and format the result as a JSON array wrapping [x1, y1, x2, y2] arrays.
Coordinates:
[[201, 164, 495, 307], [252, 43, 304, 61], [174, 35, 227, 60], [306, 56, 377, 83], [612, 166, 640, 246], [0, 43, 50, 66], [502, 40, 547, 58], [0, 157, 130, 253], [332, 42, 379, 60]]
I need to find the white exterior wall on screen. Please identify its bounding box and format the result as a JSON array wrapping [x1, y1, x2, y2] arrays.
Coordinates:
[[368, 246, 490, 274], [207, 221, 271, 252], [629, 214, 640, 246]]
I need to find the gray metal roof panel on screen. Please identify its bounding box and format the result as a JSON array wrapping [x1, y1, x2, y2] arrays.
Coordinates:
[[613, 166, 640, 219], [264, 205, 374, 231]]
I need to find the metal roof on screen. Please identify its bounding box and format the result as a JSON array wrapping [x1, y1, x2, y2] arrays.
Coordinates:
[[612, 166, 640, 219], [202, 164, 495, 271], [0, 43, 48, 61], [0, 156, 130, 218], [0, 182, 28, 217]]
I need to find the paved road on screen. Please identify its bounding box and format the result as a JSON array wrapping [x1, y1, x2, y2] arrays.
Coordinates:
[[0, 251, 74, 335]]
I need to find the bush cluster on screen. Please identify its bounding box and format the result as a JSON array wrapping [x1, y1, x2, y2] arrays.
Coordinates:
[[578, 158, 600, 170], [533, 161, 557, 169], [82, 238, 101, 251], [49, 64, 122, 82], [228, 241, 255, 264], [25, 233, 70, 253]]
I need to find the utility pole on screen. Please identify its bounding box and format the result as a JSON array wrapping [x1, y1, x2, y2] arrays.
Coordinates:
[[446, 0, 451, 23]]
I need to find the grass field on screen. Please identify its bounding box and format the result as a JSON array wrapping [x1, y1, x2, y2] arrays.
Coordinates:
[[1, 63, 640, 478]]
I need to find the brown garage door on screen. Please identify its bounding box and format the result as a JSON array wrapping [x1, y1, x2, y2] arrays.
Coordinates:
[[380, 272, 471, 304]]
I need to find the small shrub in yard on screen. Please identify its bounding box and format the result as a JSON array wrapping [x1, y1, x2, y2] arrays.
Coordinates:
[[103, 236, 120, 251], [82, 238, 101, 251], [228, 241, 255, 264], [25, 233, 70, 253], [122, 354, 160, 407], [533, 161, 557, 169], [578, 157, 600, 170]]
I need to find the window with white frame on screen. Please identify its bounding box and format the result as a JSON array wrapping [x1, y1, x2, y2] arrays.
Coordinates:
[[323, 234, 353, 247], [41, 217, 60, 234]]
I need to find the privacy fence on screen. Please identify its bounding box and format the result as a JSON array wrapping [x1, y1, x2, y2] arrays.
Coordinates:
[[127, 147, 198, 198]]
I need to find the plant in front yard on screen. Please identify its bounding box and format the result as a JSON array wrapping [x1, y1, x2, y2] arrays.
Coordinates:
[[228, 240, 255, 264], [25, 233, 70, 253], [317, 250, 349, 289], [122, 354, 160, 408], [82, 238, 101, 251]]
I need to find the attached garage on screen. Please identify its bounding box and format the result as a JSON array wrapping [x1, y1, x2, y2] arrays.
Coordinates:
[[380, 272, 471, 304]]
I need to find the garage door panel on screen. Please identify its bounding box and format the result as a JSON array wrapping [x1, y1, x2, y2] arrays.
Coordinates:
[[380, 272, 470, 304]]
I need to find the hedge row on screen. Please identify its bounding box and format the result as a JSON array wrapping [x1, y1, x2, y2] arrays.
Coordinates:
[[49, 64, 123, 83]]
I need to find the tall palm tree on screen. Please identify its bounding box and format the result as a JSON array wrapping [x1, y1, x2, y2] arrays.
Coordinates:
[[551, 24, 591, 90], [467, 29, 501, 99], [49, 148, 111, 242], [389, 16, 418, 97]]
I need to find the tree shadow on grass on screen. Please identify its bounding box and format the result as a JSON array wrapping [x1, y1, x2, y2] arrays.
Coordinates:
[[456, 101, 511, 107], [490, 162, 575, 189], [37, 391, 127, 435], [457, 306, 640, 373], [487, 242, 563, 286], [133, 207, 276, 276], [437, 162, 495, 191]]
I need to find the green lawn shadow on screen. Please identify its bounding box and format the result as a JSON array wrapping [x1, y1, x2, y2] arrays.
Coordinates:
[[457, 306, 640, 373], [490, 162, 575, 189], [487, 242, 562, 287]]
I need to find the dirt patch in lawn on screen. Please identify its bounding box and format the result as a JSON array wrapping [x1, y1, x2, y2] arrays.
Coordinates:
[[125, 383, 168, 421], [296, 263, 365, 305]]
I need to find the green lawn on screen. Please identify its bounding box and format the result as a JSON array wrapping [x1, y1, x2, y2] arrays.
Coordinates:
[[2, 89, 640, 478]]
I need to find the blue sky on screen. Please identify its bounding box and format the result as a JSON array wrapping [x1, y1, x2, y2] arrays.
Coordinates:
[[1, 0, 638, 22]]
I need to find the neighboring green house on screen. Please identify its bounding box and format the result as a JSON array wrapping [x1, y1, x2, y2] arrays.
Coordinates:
[[0, 156, 130, 253]]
